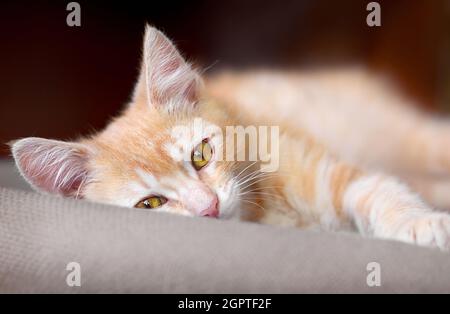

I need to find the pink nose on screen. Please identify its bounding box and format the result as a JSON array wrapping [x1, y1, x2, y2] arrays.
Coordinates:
[[199, 197, 219, 218]]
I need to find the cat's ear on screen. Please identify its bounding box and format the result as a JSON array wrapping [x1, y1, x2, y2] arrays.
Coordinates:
[[133, 25, 202, 110], [10, 137, 92, 197]]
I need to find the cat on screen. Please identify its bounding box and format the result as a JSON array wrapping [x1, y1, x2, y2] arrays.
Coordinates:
[[10, 25, 450, 250]]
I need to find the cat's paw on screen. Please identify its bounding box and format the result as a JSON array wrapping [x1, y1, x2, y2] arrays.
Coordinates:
[[392, 212, 450, 251]]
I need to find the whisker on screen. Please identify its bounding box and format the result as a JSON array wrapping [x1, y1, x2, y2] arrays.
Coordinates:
[[236, 170, 278, 187], [239, 191, 284, 199], [243, 186, 285, 192], [236, 171, 273, 188], [235, 166, 262, 187], [241, 199, 267, 212], [234, 161, 258, 181], [240, 193, 285, 204], [239, 174, 280, 190]]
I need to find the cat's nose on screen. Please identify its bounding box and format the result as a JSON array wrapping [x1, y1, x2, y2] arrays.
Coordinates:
[[199, 197, 219, 218], [180, 184, 219, 218]]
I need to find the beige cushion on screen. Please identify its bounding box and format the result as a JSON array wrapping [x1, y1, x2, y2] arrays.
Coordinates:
[[1, 185, 450, 293], [0, 160, 31, 191]]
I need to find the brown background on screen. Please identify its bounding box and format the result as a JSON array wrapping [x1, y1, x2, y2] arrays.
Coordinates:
[[1, 0, 449, 157]]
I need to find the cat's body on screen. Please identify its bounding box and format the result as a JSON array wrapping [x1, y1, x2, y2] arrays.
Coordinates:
[[11, 26, 450, 250], [208, 69, 450, 210], [206, 68, 450, 233]]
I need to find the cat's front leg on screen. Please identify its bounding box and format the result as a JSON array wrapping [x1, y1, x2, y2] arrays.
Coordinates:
[[277, 134, 450, 250], [343, 174, 450, 250]]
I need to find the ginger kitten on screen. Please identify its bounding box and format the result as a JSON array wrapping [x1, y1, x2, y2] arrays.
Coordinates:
[[11, 26, 450, 250]]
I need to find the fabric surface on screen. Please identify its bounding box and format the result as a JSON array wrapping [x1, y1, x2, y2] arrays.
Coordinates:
[[0, 160, 30, 191], [0, 186, 450, 293]]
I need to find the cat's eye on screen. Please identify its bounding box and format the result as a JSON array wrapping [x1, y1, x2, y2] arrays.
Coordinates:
[[135, 196, 167, 209], [192, 139, 213, 170]]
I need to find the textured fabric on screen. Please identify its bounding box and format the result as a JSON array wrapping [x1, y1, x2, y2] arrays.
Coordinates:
[[0, 160, 30, 191], [0, 187, 450, 293]]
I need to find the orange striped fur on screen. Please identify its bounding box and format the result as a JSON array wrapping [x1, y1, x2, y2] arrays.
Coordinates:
[[11, 26, 450, 250]]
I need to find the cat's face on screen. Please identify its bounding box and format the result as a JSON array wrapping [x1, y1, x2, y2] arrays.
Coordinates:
[[82, 105, 247, 219], [11, 26, 256, 219]]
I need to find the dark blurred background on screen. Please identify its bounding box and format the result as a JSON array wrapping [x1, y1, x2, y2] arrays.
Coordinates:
[[1, 0, 449, 157]]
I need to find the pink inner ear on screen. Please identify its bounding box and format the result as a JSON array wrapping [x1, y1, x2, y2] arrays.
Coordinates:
[[13, 139, 89, 197], [144, 27, 200, 107]]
